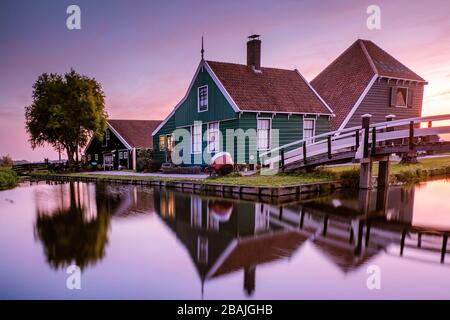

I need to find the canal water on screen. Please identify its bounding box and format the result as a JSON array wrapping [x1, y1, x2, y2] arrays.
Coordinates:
[[1, 179, 450, 299]]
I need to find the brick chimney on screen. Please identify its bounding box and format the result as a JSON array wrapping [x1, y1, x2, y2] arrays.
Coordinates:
[[247, 34, 261, 70]]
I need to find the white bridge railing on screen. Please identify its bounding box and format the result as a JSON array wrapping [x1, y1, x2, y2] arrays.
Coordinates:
[[260, 114, 450, 169]]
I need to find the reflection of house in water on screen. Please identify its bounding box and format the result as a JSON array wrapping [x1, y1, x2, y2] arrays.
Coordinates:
[[34, 182, 155, 270], [155, 186, 450, 295], [154, 191, 309, 296]]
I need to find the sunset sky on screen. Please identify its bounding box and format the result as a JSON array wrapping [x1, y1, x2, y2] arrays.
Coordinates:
[[1, 0, 449, 161]]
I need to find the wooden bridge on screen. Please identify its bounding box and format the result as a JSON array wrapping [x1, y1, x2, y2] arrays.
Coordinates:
[[260, 113, 450, 189]]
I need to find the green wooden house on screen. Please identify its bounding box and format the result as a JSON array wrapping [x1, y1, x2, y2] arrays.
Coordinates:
[[152, 35, 334, 167]]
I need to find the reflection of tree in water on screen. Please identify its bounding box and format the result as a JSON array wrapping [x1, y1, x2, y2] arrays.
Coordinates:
[[34, 182, 121, 270]]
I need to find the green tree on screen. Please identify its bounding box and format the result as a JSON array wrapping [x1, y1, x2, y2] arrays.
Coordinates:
[[25, 69, 107, 165]]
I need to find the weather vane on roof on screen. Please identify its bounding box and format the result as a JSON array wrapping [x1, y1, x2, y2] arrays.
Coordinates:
[[201, 36, 205, 60]]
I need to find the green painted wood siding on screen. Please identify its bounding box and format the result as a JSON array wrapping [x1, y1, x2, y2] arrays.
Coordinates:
[[174, 67, 237, 127], [154, 112, 330, 165]]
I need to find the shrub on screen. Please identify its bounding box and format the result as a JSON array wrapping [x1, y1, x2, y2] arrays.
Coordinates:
[[136, 148, 161, 172], [338, 168, 360, 188], [0, 168, 19, 190]]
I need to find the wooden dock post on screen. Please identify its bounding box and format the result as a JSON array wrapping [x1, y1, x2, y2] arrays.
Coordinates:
[[441, 235, 448, 263], [377, 156, 390, 188]]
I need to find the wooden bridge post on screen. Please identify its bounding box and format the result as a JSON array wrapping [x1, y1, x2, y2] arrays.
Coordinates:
[[362, 114, 371, 158], [385, 114, 395, 146], [359, 114, 373, 189], [377, 156, 390, 188], [280, 149, 285, 172]]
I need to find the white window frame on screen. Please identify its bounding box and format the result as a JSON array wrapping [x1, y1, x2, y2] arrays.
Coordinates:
[[191, 123, 202, 154], [197, 85, 208, 112], [207, 122, 220, 153], [257, 118, 272, 151], [87, 154, 91, 161], [303, 118, 316, 145], [395, 87, 409, 108], [94, 154, 98, 161], [119, 151, 123, 160], [123, 151, 128, 159]]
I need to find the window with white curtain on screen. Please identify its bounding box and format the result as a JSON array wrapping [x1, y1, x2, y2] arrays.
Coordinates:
[[257, 119, 271, 150], [303, 119, 315, 144], [208, 122, 219, 153], [192, 123, 202, 154]]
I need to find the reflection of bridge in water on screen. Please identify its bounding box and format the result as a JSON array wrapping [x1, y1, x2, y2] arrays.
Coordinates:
[[155, 186, 450, 296]]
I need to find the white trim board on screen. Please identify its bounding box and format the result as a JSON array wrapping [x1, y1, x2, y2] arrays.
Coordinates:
[[83, 122, 132, 154], [337, 74, 378, 131]]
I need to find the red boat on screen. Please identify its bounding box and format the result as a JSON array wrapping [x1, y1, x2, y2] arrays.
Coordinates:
[[209, 152, 234, 176], [208, 200, 234, 222]]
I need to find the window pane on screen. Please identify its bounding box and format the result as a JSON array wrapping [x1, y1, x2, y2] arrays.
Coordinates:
[[303, 119, 315, 144], [167, 135, 173, 151], [257, 119, 270, 150], [192, 124, 202, 153], [198, 86, 208, 111], [208, 122, 219, 152], [159, 136, 165, 150], [396, 88, 407, 106]]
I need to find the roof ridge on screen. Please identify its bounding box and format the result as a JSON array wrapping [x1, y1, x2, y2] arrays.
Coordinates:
[[358, 39, 379, 75], [206, 59, 297, 73]]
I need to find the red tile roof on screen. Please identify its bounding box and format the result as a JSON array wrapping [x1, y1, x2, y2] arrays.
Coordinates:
[[108, 119, 161, 149], [206, 60, 333, 115], [210, 231, 307, 278], [362, 40, 426, 82], [311, 39, 426, 130]]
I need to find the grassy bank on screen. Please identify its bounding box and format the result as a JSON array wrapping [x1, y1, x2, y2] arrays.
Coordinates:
[[28, 155, 450, 188], [326, 155, 450, 184], [0, 168, 20, 190]]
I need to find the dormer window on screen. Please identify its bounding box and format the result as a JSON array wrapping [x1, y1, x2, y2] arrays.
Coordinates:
[[391, 87, 413, 108], [198, 85, 208, 112]]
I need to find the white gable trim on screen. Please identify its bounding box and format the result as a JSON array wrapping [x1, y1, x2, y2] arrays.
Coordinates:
[[203, 61, 240, 113], [294, 69, 335, 116], [337, 74, 378, 131], [152, 60, 241, 136], [107, 122, 133, 149], [83, 121, 132, 153]]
